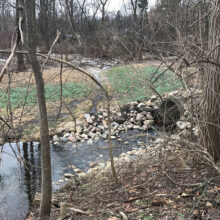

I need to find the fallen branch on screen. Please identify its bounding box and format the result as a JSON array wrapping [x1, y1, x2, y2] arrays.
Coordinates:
[[69, 207, 90, 215]]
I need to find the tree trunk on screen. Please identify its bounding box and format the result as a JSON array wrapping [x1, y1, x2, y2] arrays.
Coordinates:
[[24, 0, 52, 217], [16, 0, 26, 71], [201, 0, 220, 162], [39, 0, 50, 50]]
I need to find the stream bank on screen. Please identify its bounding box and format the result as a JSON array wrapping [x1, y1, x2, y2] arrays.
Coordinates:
[[0, 129, 156, 220]]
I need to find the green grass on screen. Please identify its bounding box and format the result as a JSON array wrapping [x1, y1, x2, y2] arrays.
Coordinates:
[[0, 82, 91, 108], [105, 65, 182, 103]]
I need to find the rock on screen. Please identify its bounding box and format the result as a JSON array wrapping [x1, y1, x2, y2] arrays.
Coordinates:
[[78, 172, 86, 178], [146, 114, 154, 120], [64, 173, 74, 178], [138, 103, 154, 112], [102, 132, 108, 139], [63, 133, 70, 138], [111, 136, 117, 140], [136, 113, 144, 121], [73, 168, 82, 173], [53, 135, 59, 142], [143, 120, 154, 131], [127, 150, 136, 156], [98, 125, 105, 131], [114, 115, 126, 124], [89, 162, 98, 168], [137, 102, 146, 108], [76, 126, 83, 134], [143, 120, 154, 126], [68, 136, 76, 142], [176, 121, 191, 130], [69, 165, 76, 169], [151, 95, 157, 101], [88, 132, 96, 139], [84, 113, 91, 119], [98, 114, 103, 120], [81, 134, 88, 139], [130, 101, 138, 106], [90, 127, 97, 133], [138, 141, 145, 146], [61, 137, 68, 142], [86, 117, 93, 124], [133, 125, 140, 129], [53, 141, 60, 146], [87, 139, 93, 145], [127, 124, 133, 129], [129, 118, 135, 123], [146, 99, 153, 106]]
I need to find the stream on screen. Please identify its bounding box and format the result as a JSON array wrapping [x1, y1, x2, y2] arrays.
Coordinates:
[[0, 130, 156, 220]]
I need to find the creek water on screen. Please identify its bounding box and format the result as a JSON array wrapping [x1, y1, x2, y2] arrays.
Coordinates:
[[0, 130, 155, 220]]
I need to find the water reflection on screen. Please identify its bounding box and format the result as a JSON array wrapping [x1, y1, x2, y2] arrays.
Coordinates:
[[22, 142, 40, 206], [0, 130, 156, 220]]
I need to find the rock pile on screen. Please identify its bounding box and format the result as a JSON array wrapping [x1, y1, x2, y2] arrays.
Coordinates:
[[53, 95, 159, 146], [51, 88, 203, 186], [53, 88, 202, 146]]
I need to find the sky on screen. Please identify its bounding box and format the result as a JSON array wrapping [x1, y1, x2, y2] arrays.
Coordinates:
[[108, 0, 156, 12]]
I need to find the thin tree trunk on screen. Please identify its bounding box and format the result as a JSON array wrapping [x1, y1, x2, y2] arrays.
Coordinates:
[[24, 0, 52, 217], [201, 0, 220, 162], [16, 0, 26, 71]]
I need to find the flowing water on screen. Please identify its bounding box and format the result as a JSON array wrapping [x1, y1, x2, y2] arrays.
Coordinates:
[[0, 130, 156, 220]]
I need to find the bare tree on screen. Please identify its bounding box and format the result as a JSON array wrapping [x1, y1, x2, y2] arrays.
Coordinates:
[[98, 0, 109, 23], [24, 0, 52, 217]]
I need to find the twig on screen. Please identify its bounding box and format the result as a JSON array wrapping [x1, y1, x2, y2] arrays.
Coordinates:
[[69, 207, 90, 215], [0, 116, 11, 129], [41, 30, 61, 72], [123, 190, 158, 203], [0, 34, 17, 83], [120, 211, 128, 220]]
